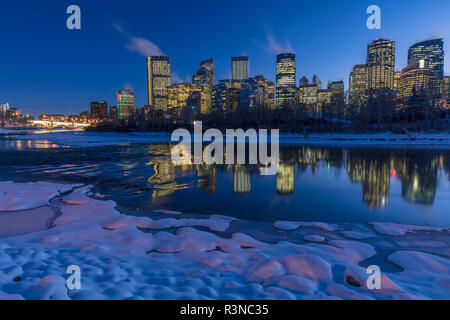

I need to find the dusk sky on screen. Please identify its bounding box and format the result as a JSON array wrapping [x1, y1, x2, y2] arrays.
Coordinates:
[[1, 0, 449, 116]]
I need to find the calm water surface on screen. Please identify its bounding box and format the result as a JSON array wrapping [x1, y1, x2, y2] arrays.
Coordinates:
[[0, 133, 449, 227]]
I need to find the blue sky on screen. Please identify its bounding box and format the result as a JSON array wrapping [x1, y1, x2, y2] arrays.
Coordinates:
[[1, 0, 449, 116]]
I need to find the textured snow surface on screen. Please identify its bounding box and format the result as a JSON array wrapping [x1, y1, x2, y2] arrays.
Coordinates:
[[0, 181, 449, 300]]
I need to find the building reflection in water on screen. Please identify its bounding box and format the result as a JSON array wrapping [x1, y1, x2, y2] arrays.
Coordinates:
[[143, 143, 447, 208], [146, 144, 177, 198], [347, 150, 391, 207], [197, 164, 217, 194], [233, 165, 251, 194], [393, 152, 439, 205]]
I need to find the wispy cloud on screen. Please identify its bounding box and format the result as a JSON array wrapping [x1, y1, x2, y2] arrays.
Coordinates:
[[113, 24, 164, 57], [266, 29, 294, 54]]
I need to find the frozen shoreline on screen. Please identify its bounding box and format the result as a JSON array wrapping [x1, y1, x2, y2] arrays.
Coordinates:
[[2, 129, 450, 149], [0, 181, 449, 300]]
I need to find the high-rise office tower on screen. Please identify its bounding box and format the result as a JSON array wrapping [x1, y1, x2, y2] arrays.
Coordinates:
[[328, 81, 345, 99], [398, 63, 432, 100], [167, 82, 196, 115], [199, 59, 215, 88], [117, 90, 135, 118], [349, 64, 367, 105], [193, 60, 214, 114], [366, 39, 396, 92], [147, 56, 171, 111], [394, 71, 402, 92], [90, 101, 108, 119], [231, 56, 249, 86], [444, 76, 450, 101], [408, 39, 444, 99], [312, 74, 322, 89], [267, 81, 275, 109], [299, 76, 309, 87], [276, 53, 296, 107], [212, 80, 231, 112]]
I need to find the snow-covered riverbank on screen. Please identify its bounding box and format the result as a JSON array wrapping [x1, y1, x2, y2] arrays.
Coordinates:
[[0, 181, 448, 300], [2, 129, 450, 149]]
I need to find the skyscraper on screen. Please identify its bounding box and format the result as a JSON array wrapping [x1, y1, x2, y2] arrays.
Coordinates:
[[90, 101, 108, 119], [366, 39, 396, 92], [212, 80, 231, 112], [328, 81, 345, 99], [267, 82, 275, 109], [408, 39, 444, 99], [232, 56, 249, 86], [117, 90, 135, 118], [349, 64, 366, 105], [398, 63, 432, 101], [193, 60, 214, 114], [299, 76, 309, 87], [312, 74, 322, 89], [199, 59, 215, 88], [276, 53, 296, 107], [147, 56, 171, 111]]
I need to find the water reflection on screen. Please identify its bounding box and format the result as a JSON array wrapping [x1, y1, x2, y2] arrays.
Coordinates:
[[142, 144, 448, 208], [0, 140, 449, 225]]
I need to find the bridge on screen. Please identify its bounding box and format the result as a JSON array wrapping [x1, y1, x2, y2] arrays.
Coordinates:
[[29, 120, 91, 129]]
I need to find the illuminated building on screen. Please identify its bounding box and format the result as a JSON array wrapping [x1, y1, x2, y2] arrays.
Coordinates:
[[193, 60, 214, 114], [232, 56, 249, 87], [228, 87, 241, 112], [349, 64, 367, 105], [212, 80, 230, 112], [267, 82, 275, 109], [117, 89, 135, 118], [250, 75, 270, 108], [444, 76, 450, 107], [398, 63, 432, 101], [147, 56, 171, 111], [90, 101, 107, 119], [168, 82, 195, 115], [317, 89, 333, 107], [276, 53, 296, 107], [393, 71, 402, 92], [327, 81, 345, 101], [366, 39, 396, 92], [408, 39, 444, 99], [297, 84, 318, 105], [199, 59, 215, 88], [186, 88, 208, 115]]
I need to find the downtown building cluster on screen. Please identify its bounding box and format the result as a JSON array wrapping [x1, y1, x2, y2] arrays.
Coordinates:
[[94, 38, 449, 121]]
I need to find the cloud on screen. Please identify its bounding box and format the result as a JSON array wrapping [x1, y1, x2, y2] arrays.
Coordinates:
[[171, 72, 191, 84], [266, 30, 295, 54], [113, 24, 164, 57], [126, 37, 164, 57]]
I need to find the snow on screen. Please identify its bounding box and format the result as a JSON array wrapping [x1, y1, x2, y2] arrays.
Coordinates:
[[274, 221, 337, 232], [0, 181, 449, 300], [369, 222, 448, 236]]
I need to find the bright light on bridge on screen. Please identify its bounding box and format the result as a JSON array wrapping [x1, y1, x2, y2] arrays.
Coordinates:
[[29, 120, 91, 128]]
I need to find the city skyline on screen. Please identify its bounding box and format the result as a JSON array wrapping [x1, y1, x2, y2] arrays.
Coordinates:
[[1, 0, 450, 115]]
